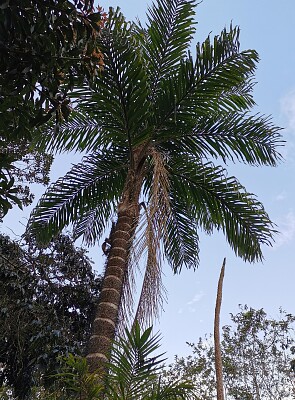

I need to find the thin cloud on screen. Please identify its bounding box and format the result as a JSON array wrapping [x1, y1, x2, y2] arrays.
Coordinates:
[[280, 90, 295, 132], [178, 292, 205, 314], [273, 211, 295, 249], [275, 191, 287, 201], [187, 291, 205, 306]]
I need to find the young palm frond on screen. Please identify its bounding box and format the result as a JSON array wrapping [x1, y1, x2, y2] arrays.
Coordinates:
[[137, 0, 197, 91], [107, 322, 165, 399]]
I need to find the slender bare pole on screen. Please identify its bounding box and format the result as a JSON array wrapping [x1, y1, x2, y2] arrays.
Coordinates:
[[214, 258, 226, 400]]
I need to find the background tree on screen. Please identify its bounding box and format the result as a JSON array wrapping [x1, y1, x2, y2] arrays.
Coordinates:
[[0, 141, 52, 221], [27, 0, 283, 371], [0, 232, 101, 399], [166, 306, 295, 399], [0, 0, 105, 217]]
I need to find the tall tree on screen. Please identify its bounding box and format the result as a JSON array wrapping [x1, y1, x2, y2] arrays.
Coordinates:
[[27, 0, 283, 372]]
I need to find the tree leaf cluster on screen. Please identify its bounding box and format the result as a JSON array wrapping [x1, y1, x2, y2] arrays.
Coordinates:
[[0, 0, 105, 218], [0, 0, 104, 138], [0, 232, 101, 399], [0, 140, 53, 220]]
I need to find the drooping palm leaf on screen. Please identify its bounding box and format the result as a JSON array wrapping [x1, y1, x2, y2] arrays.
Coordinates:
[[169, 157, 275, 263], [27, 149, 127, 244], [134, 150, 170, 325], [163, 183, 200, 273]]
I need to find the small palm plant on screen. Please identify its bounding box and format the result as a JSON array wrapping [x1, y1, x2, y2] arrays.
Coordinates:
[[43, 323, 195, 400], [27, 0, 283, 371]]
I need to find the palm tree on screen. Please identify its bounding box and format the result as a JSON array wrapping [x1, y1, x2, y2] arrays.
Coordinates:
[[27, 0, 282, 372]]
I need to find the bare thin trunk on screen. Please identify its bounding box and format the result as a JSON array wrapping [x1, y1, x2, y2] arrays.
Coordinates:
[[214, 258, 226, 400]]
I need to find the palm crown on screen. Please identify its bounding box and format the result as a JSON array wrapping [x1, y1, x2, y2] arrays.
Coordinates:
[[27, 0, 282, 370]]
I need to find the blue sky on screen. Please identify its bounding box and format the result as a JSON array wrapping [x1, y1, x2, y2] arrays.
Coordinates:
[[3, 0, 295, 361]]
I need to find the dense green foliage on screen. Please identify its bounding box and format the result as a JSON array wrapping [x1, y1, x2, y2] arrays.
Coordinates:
[[166, 306, 295, 399], [0, 0, 105, 218], [0, 233, 101, 399]]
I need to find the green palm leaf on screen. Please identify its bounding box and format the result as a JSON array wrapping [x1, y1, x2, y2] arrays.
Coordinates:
[[107, 322, 165, 400], [152, 26, 257, 128], [33, 110, 104, 153], [72, 208, 110, 245], [170, 157, 275, 263], [137, 0, 196, 87], [163, 189, 200, 273], [82, 7, 151, 149], [159, 111, 282, 166], [149, 377, 196, 400], [27, 150, 127, 244], [190, 112, 282, 166]]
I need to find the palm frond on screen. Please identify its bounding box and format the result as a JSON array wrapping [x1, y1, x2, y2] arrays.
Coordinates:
[[163, 187, 200, 273], [134, 208, 166, 327], [72, 208, 113, 246], [78, 7, 151, 152], [191, 112, 283, 166], [153, 27, 259, 130], [160, 111, 282, 166], [33, 110, 107, 154], [138, 0, 196, 90], [149, 377, 196, 400], [107, 322, 165, 399], [27, 150, 127, 244], [170, 157, 276, 262], [134, 150, 171, 325]]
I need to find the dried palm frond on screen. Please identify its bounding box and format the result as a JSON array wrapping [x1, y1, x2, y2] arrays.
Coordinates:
[[133, 148, 171, 326]]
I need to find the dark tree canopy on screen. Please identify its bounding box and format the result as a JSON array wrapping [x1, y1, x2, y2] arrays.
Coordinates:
[[0, 0, 105, 218], [0, 232, 101, 399]]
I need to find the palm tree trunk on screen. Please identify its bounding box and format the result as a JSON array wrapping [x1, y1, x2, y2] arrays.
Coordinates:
[[86, 169, 143, 373], [214, 258, 226, 400]]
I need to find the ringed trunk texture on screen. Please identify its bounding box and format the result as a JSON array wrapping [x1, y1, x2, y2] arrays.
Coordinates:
[[86, 170, 143, 374], [214, 258, 226, 400]]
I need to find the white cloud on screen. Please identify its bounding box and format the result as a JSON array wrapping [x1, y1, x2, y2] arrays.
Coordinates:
[[273, 211, 295, 249], [275, 191, 287, 201], [187, 292, 204, 305], [280, 90, 295, 132], [187, 291, 205, 306]]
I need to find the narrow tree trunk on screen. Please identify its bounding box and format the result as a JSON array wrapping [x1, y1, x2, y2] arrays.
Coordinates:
[[86, 167, 144, 374], [214, 258, 226, 400]]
